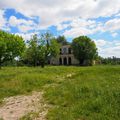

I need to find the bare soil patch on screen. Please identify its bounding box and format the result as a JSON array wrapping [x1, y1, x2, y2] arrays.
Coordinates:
[[0, 91, 48, 120]]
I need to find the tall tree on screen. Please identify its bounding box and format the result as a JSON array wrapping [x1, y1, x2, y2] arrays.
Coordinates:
[[56, 35, 68, 45], [23, 32, 60, 67], [24, 34, 39, 66], [72, 36, 98, 65], [0, 30, 25, 68], [0, 37, 6, 68]]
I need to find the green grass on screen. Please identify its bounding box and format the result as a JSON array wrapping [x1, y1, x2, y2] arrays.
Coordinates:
[[20, 112, 39, 120], [0, 66, 120, 120]]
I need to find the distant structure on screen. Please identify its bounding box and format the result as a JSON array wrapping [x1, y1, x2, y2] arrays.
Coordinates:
[[50, 45, 79, 65]]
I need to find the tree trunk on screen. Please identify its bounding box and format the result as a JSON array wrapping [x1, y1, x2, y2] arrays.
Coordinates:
[[33, 59, 37, 67], [79, 59, 84, 66], [41, 62, 45, 68]]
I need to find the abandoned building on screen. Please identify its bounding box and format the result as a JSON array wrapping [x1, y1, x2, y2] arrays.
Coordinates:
[[50, 45, 79, 65]]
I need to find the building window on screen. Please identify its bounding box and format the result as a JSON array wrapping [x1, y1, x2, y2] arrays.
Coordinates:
[[59, 58, 62, 65], [63, 57, 67, 65], [68, 48, 71, 54], [60, 48, 62, 54], [63, 47, 67, 54], [68, 57, 71, 65]]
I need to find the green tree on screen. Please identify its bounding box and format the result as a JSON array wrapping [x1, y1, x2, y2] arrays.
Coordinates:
[[24, 32, 60, 67], [56, 35, 68, 45], [40, 32, 60, 67], [0, 30, 25, 68], [72, 36, 98, 65], [23, 34, 39, 66], [0, 38, 6, 68], [49, 38, 60, 57]]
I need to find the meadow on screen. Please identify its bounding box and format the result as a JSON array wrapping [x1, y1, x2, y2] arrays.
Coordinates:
[[0, 66, 120, 120]]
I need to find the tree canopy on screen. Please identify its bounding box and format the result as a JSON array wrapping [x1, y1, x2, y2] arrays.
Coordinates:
[[72, 36, 98, 65], [56, 35, 68, 45], [0, 30, 25, 68], [0, 30, 100, 67], [23, 33, 60, 67]]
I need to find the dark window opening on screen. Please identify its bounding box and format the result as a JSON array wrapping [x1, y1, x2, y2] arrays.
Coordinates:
[[63, 57, 67, 65], [59, 58, 62, 65], [60, 48, 62, 54], [68, 48, 72, 54], [68, 57, 71, 65], [48, 60, 50, 64]]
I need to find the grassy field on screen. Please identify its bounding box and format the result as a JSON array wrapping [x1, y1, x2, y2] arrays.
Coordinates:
[[0, 66, 120, 120]]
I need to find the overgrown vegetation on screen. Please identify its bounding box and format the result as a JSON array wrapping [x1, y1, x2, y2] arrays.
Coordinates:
[[1, 30, 120, 67], [20, 112, 39, 120], [0, 30, 25, 68], [22, 33, 60, 67], [0, 30, 99, 67], [72, 36, 98, 65], [0, 30, 61, 68], [0, 66, 120, 120], [100, 56, 120, 65]]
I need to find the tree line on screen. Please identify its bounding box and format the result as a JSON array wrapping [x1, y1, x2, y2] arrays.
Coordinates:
[[99, 56, 120, 65], [0, 31, 61, 68], [2, 30, 119, 68]]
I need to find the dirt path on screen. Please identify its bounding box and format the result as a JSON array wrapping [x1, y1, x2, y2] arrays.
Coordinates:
[[0, 91, 48, 120]]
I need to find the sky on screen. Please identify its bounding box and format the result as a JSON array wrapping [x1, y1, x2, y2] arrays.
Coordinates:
[[0, 0, 120, 58]]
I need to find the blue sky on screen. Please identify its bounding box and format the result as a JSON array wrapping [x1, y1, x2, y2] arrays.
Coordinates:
[[0, 0, 120, 57]]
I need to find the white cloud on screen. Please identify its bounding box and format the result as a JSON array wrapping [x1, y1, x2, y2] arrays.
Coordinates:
[[57, 23, 69, 31], [1, 0, 120, 29], [64, 27, 92, 37], [62, 16, 120, 38], [100, 46, 120, 58], [104, 18, 120, 32], [115, 12, 120, 17], [95, 39, 107, 47], [9, 16, 37, 33], [63, 18, 103, 37], [9, 16, 20, 26], [9, 16, 34, 26], [18, 25, 33, 33], [0, 9, 6, 28], [15, 32, 38, 41], [94, 39, 120, 58], [111, 32, 118, 37]]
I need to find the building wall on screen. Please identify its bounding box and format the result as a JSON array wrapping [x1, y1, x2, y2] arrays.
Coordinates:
[[50, 45, 79, 65]]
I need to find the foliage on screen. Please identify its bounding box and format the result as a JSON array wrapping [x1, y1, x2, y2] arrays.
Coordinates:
[[23, 33, 60, 67], [100, 56, 120, 65], [72, 36, 98, 65], [56, 35, 68, 45], [49, 38, 60, 58], [0, 30, 25, 68], [20, 112, 39, 120], [23, 34, 41, 66], [0, 37, 6, 67], [0, 66, 120, 120]]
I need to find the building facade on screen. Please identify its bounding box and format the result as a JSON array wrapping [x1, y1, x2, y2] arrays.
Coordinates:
[[50, 45, 79, 65]]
